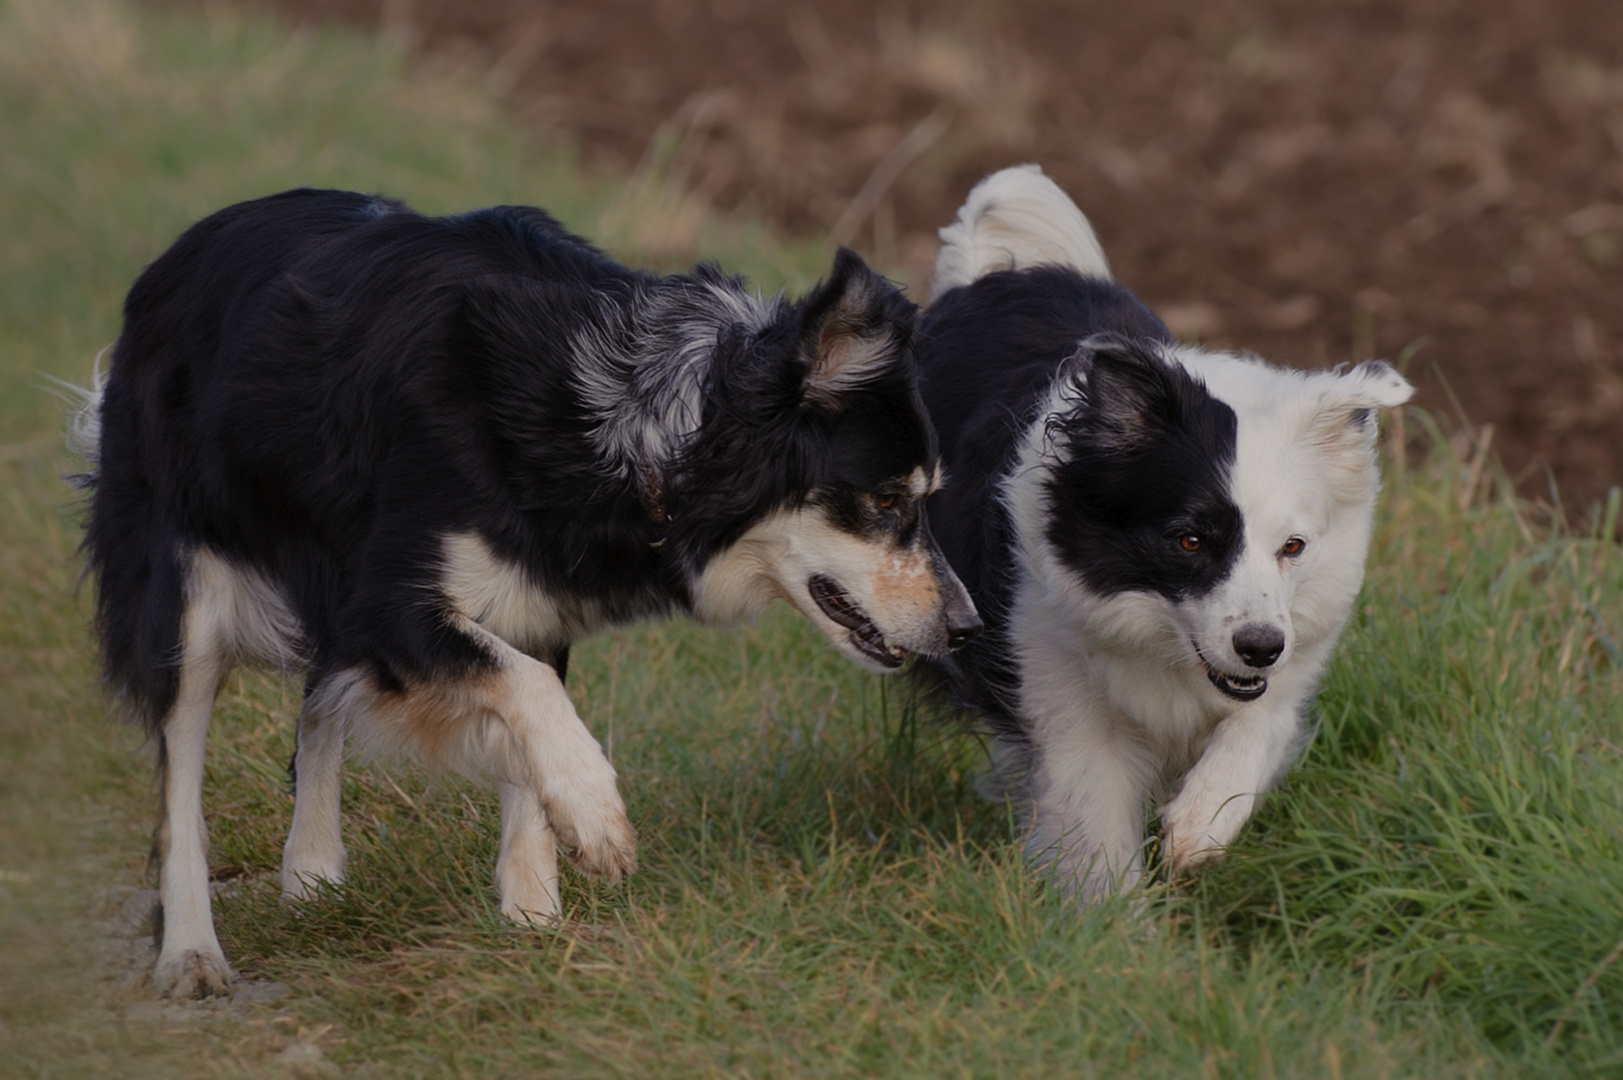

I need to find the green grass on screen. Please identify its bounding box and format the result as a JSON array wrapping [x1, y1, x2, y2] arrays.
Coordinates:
[[3, 1, 1621, 1076]]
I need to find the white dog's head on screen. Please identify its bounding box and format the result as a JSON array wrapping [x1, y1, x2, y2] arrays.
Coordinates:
[[1039, 339, 1412, 704]]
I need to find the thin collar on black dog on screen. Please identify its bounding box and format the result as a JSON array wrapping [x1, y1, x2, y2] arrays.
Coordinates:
[[642, 467, 673, 550]]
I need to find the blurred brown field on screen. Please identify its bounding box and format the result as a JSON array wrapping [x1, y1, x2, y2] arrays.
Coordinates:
[[204, 0, 1623, 508]]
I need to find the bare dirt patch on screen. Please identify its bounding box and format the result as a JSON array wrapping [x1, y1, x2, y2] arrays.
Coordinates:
[[215, 0, 1623, 505]]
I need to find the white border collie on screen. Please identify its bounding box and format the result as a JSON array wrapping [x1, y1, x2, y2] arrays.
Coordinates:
[[917, 166, 1411, 900], [77, 189, 980, 997]]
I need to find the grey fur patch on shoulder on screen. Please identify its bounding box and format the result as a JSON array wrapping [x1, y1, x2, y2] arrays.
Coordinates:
[[572, 277, 779, 475]]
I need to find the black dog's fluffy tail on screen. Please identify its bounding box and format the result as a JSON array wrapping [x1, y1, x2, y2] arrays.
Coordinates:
[[76, 365, 189, 732], [66, 366, 184, 731], [63, 361, 104, 489]]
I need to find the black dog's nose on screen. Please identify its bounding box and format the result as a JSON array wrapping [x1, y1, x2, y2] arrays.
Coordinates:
[[933, 546, 982, 650], [1233, 624, 1285, 669], [946, 614, 984, 649]]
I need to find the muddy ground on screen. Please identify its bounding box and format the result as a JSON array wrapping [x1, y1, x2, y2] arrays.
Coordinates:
[[223, 0, 1622, 507]]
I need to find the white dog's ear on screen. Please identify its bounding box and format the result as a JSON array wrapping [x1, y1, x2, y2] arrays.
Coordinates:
[[1307, 359, 1415, 460], [799, 247, 916, 408]]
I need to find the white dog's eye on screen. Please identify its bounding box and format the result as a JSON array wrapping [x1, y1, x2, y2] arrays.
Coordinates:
[[1281, 537, 1307, 557]]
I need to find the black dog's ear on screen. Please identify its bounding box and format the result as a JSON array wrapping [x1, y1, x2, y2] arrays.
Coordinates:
[[798, 247, 916, 408]]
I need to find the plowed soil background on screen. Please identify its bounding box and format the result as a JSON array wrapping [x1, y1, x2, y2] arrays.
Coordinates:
[[217, 0, 1623, 506]]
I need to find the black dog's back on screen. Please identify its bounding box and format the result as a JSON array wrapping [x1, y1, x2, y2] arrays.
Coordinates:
[[84, 189, 639, 728]]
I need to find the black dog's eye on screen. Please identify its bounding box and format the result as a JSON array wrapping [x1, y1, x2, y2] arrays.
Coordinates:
[[1179, 534, 1201, 553], [1281, 536, 1307, 557], [875, 494, 897, 510]]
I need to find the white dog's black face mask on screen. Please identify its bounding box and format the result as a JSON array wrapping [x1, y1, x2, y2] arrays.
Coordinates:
[[1044, 338, 1244, 600]]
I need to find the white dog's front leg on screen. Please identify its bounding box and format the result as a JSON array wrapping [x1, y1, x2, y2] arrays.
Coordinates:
[[1160, 698, 1306, 872], [497, 781, 561, 925], [1026, 720, 1158, 902]]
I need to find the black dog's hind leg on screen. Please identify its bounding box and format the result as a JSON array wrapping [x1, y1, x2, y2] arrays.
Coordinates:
[[281, 670, 348, 900], [151, 555, 235, 998]]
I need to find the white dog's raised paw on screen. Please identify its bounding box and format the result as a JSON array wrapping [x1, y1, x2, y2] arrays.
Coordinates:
[[153, 948, 234, 999], [1164, 833, 1228, 875], [1159, 811, 1232, 875], [1161, 785, 1255, 875]]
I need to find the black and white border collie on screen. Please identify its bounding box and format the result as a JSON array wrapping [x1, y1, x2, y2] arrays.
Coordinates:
[[77, 188, 980, 997], [916, 166, 1412, 900]]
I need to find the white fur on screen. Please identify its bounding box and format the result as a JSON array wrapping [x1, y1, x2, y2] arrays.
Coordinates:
[[446, 617, 634, 883], [497, 782, 562, 924], [63, 352, 108, 469], [151, 547, 314, 994], [281, 702, 347, 899], [186, 547, 307, 670], [311, 617, 635, 889], [803, 333, 903, 405], [278, 536, 635, 918], [933, 164, 1112, 296], [800, 269, 912, 407], [440, 532, 606, 653]]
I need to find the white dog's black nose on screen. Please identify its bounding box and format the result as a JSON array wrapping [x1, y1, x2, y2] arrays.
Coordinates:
[[1233, 624, 1285, 669]]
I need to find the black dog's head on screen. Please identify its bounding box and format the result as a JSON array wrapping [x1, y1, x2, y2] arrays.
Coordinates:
[[681, 248, 981, 670]]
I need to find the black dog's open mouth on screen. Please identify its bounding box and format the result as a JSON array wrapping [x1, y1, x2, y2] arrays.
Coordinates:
[[808, 575, 906, 669], [1194, 643, 1269, 702]]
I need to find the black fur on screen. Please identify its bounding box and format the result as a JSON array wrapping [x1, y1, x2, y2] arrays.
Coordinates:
[[82, 188, 931, 730], [916, 266, 1239, 735]]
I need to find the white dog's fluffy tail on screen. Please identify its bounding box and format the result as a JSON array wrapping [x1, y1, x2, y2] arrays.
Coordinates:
[[931, 164, 1111, 297]]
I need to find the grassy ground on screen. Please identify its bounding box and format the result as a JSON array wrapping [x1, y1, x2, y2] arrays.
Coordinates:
[[2, 1, 1621, 1076]]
